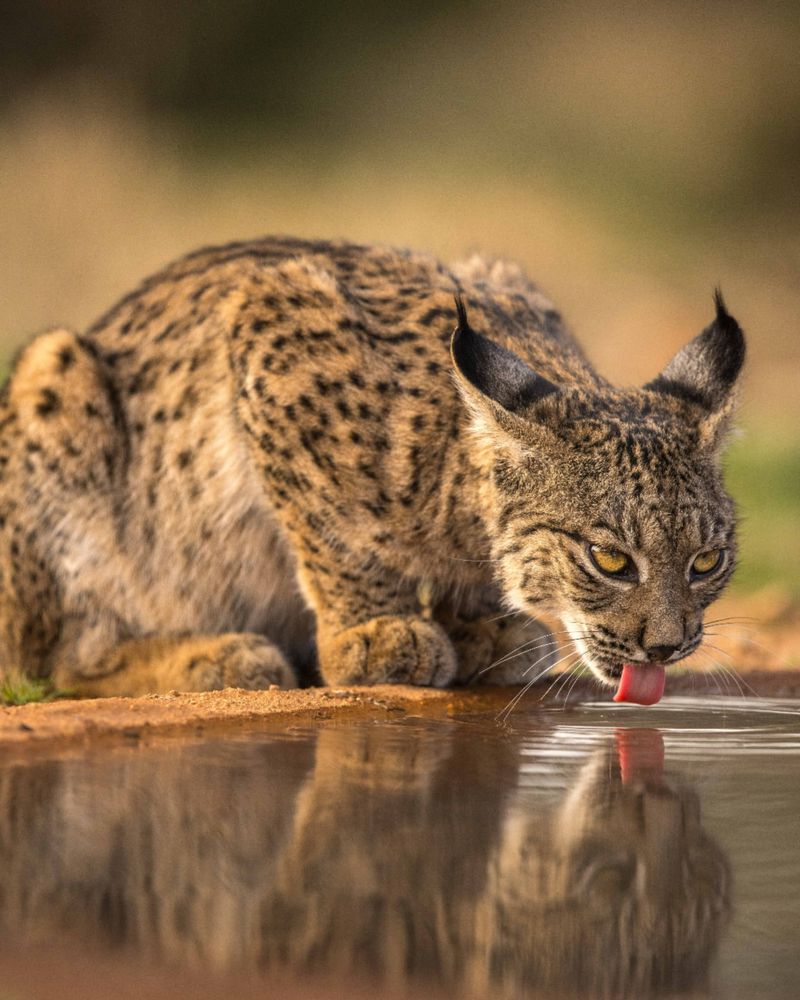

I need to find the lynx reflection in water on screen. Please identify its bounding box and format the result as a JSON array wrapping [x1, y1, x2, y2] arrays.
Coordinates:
[[0, 708, 742, 999]]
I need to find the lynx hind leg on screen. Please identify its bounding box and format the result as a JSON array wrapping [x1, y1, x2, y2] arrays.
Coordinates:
[[57, 633, 297, 698], [445, 612, 559, 685]]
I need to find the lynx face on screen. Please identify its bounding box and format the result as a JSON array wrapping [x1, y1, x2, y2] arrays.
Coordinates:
[[453, 293, 744, 699]]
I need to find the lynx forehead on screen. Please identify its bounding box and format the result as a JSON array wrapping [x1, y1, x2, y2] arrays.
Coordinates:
[[0, 238, 744, 703]]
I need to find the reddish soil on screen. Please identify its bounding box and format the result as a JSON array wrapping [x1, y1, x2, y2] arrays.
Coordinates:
[[1, 668, 799, 758], [0, 942, 426, 1000]]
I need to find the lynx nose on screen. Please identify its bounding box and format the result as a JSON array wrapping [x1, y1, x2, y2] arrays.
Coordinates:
[[645, 644, 679, 663]]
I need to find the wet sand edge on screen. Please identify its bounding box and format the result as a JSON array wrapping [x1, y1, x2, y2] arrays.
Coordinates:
[[2, 669, 800, 756]]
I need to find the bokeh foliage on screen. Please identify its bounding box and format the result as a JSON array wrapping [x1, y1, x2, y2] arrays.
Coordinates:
[[1, 0, 797, 593], [726, 433, 800, 595]]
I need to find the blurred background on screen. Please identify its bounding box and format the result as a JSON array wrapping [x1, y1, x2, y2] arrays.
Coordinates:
[[1, 0, 797, 608]]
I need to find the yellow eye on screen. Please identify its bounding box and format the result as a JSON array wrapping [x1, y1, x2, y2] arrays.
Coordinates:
[[589, 546, 632, 577], [692, 549, 723, 576]]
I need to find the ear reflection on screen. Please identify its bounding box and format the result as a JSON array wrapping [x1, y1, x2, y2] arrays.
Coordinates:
[[0, 722, 730, 997]]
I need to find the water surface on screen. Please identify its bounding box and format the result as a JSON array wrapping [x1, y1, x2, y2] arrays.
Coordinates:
[[1, 696, 798, 999]]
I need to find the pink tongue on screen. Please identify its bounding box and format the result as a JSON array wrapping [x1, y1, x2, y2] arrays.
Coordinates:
[[613, 663, 666, 706]]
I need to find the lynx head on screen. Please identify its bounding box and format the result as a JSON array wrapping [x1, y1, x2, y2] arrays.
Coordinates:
[[452, 293, 746, 704]]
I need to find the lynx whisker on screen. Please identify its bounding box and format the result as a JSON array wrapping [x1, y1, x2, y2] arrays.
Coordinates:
[[560, 663, 590, 703], [479, 629, 593, 676], [694, 650, 754, 699], [704, 629, 777, 659], [496, 648, 583, 720], [540, 656, 584, 703]]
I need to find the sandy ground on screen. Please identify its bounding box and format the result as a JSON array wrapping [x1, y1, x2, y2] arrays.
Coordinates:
[[2, 669, 799, 758], [0, 685, 495, 754]]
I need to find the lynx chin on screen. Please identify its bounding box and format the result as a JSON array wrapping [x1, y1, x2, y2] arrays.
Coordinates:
[[0, 238, 744, 704]]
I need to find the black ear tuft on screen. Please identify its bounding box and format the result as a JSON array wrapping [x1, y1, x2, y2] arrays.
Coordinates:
[[644, 291, 745, 411], [455, 293, 469, 332], [713, 287, 728, 321], [451, 296, 558, 413]]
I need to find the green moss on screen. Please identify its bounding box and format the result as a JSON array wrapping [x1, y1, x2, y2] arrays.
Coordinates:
[[0, 676, 73, 706]]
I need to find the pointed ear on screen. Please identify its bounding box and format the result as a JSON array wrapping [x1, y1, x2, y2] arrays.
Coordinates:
[[644, 291, 745, 448], [645, 291, 745, 411], [450, 296, 559, 441]]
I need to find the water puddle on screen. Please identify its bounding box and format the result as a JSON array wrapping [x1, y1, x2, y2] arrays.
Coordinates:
[[1, 696, 799, 999]]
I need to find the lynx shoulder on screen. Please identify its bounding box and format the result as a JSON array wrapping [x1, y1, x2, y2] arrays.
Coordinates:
[[0, 238, 744, 700]]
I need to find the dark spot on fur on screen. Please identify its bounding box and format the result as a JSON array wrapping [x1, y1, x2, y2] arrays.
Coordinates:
[[57, 347, 75, 372], [419, 306, 455, 326], [154, 321, 177, 344], [35, 388, 61, 417]]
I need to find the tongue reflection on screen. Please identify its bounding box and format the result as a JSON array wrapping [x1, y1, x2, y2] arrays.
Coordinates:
[[613, 663, 667, 705]]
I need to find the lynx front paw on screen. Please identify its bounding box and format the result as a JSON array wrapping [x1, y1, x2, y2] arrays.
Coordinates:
[[446, 613, 558, 685], [184, 635, 297, 692], [319, 616, 457, 687]]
